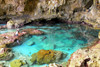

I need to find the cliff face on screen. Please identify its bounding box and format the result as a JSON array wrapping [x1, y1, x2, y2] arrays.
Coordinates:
[[0, 0, 66, 17], [0, 0, 100, 28]]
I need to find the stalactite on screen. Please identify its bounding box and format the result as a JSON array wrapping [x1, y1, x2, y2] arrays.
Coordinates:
[[91, 0, 97, 16]]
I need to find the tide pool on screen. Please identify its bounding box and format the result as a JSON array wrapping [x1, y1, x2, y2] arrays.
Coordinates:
[[0, 24, 99, 66], [13, 24, 98, 57]]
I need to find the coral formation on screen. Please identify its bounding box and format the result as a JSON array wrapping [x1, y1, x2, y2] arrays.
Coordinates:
[[30, 49, 64, 64]]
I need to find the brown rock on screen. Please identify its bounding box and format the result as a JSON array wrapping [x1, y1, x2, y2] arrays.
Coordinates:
[[67, 39, 100, 67], [30, 49, 64, 64], [21, 28, 44, 35]]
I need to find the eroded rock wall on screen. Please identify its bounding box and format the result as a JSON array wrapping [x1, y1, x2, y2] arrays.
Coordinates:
[[0, 0, 100, 28], [0, 0, 65, 16]]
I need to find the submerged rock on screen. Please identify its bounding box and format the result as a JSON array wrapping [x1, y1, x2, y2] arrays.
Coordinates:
[[0, 48, 13, 61], [10, 59, 27, 67], [0, 32, 26, 47], [25, 38, 35, 46], [0, 28, 44, 47], [21, 28, 44, 35], [30, 49, 65, 64], [0, 28, 44, 61]]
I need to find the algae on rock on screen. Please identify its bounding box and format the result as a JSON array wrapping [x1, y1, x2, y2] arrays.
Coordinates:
[[30, 49, 65, 64], [10, 59, 25, 67]]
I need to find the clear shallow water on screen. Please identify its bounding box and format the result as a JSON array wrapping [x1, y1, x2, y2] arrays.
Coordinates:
[[0, 24, 99, 67]]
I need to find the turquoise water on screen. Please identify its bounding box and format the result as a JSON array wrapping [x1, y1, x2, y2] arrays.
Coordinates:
[[0, 24, 98, 66], [12, 24, 98, 58]]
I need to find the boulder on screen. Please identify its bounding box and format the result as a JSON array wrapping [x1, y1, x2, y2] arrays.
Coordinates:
[[10, 59, 25, 67], [0, 32, 26, 46], [30, 49, 65, 64], [7, 19, 25, 29], [25, 38, 35, 46], [0, 48, 13, 60], [0, 28, 44, 61], [7, 20, 14, 29]]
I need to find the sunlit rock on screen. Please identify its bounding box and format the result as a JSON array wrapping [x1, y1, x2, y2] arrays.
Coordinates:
[[13, 19, 25, 28], [66, 39, 100, 67], [0, 0, 100, 29], [90, 61, 100, 67], [7, 20, 14, 29], [0, 48, 13, 61], [98, 32, 100, 39], [0, 32, 26, 47], [30, 49, 65, 64], [43, 63, 62, 67], [0, 28, 44, 61], [21, 28, 44, 35], [7, 19, 25, 29], [10, 59, 27, 67]]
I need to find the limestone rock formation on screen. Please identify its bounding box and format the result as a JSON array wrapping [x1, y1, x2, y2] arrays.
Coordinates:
[[66, 39, 100, 67], [0, 28, 44, 47], [30, 49, 65, 64], [0, 28, 44, 61], [10, 59, 27, 67], [43, 63, 62, 67], [7, 19, 25, 29], [21, 28, 44, 35], [98, 31, 100, 39], [0, 0, 99, 29], [0, 32, 26, 46], [6, 20, 14, 29], [0, 48, 13, 61]]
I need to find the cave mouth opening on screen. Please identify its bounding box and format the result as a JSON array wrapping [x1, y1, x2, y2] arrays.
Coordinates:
[[24, 18, 65, 26], [24, 17, 93, 28], [0, 18, 9, 24]]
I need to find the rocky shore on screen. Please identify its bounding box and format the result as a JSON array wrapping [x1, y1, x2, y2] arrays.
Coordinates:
[[0, 0, 100, 67], [66, 38, 100, 67], [0, 0, 100, 29], [0, 28, 44, 61]]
